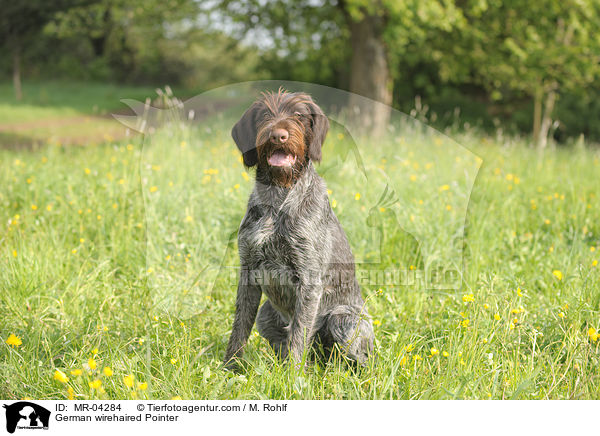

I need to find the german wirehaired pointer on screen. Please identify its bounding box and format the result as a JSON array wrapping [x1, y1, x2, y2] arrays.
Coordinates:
[[223, 89, 374, 369]]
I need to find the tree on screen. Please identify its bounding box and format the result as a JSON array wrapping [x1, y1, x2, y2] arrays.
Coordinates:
[[211, 0, 467, 134], [0, 0, 100, 100], [460, 0, 600, 148]]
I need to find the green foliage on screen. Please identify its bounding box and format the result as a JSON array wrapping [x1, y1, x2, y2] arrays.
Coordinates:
[[2, 0, 600, 141]]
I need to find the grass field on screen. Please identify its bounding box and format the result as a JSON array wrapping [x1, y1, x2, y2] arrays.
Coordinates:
[[1, 84, 600, 400], [0, 81, 158, 147]]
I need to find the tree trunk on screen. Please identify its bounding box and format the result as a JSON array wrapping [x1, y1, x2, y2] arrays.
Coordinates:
[[537, 90, 557, 149], [532, 89, 542, 146], [13, 43, 22, 101], [346, 12, 392, 136]]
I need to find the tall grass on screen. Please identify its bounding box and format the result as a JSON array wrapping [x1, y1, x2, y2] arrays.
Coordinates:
[[1, 117, 599, 399]]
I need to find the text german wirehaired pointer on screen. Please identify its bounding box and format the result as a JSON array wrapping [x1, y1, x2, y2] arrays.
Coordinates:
[[223, 89, 374, 369]]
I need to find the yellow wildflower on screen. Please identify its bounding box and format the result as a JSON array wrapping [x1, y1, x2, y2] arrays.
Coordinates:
[[89, 380, 102, 389], [588, 328, 598, 342], [88, 358, 97, 370], [462, 294, 475, 303], [592, 260, 598, 267], [552, 270, 563, 281], [517, 288, 523, 297], [171, 396, 182, 400], [103, 367, 113, 377], [67, 387, 75, 400], [6, 334, 22, 347], [123, 375, 134, 388], [461, 319, 470, 328], [138, 382, 148, 391], [355, 193, 361, 201], [494, 313, 501, 321], [71, 369, 83, 376], [53, 370, 69, 384], [430, 347, 439, 356], [442, 351, 449, 357], [149, 186, 158, 193]]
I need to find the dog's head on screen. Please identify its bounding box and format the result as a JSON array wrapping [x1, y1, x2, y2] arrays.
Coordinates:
[[232, 88, 329, 187]]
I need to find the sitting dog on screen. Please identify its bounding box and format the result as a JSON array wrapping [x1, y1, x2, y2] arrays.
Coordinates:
[[223, 89, 374, 369]]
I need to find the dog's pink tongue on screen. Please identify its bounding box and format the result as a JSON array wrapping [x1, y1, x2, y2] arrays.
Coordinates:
[[268, 151, 295, 167]]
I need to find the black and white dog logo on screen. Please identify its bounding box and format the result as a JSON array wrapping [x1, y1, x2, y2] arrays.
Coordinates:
[[3, 402, 50, 433]]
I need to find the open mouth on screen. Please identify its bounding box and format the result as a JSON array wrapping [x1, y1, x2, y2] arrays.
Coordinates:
[[267, 150, 297, 167]]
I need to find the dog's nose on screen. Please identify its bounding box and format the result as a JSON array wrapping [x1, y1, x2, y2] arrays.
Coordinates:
[[270, 129, 289, 144]]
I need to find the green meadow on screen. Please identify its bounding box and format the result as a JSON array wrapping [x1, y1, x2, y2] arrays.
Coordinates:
[[1, 83, 599, 400]]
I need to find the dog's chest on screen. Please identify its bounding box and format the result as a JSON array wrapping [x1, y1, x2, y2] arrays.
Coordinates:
[[242, 210, 299, 316]]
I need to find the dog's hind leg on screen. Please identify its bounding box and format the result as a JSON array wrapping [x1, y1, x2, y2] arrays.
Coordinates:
[[256, 300, 289, 356], [320, 305, 374, 365]]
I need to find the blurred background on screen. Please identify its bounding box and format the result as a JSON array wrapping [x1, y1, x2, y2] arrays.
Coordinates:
[[1, 0, 599, 147]]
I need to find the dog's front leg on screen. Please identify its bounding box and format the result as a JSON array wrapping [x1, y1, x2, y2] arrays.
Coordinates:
[[223, 268, 262, 370], [286, 276, 323, 364]]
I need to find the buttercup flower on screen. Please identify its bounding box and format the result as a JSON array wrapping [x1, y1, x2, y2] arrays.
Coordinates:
[[6, 334, 22, 347], [123, 374, 134, 388], [53, 370, 69, 384]]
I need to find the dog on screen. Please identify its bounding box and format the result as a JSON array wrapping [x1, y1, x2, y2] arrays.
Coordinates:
[[223, 89, 374, 369]]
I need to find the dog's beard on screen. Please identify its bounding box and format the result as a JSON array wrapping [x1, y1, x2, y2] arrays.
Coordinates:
[[256, 126, 307, 188], [257, 147, 306, 187]]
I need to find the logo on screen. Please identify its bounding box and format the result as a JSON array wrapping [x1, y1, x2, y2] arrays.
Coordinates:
[[2, 402, 50, 434]]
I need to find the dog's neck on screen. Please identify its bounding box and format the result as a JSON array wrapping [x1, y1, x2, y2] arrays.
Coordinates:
[[253, 161, 321, 210]]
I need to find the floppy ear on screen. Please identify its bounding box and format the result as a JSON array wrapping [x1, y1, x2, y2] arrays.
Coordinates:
[[306, 99, 329, 162], [231, 102, 261, 167]]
